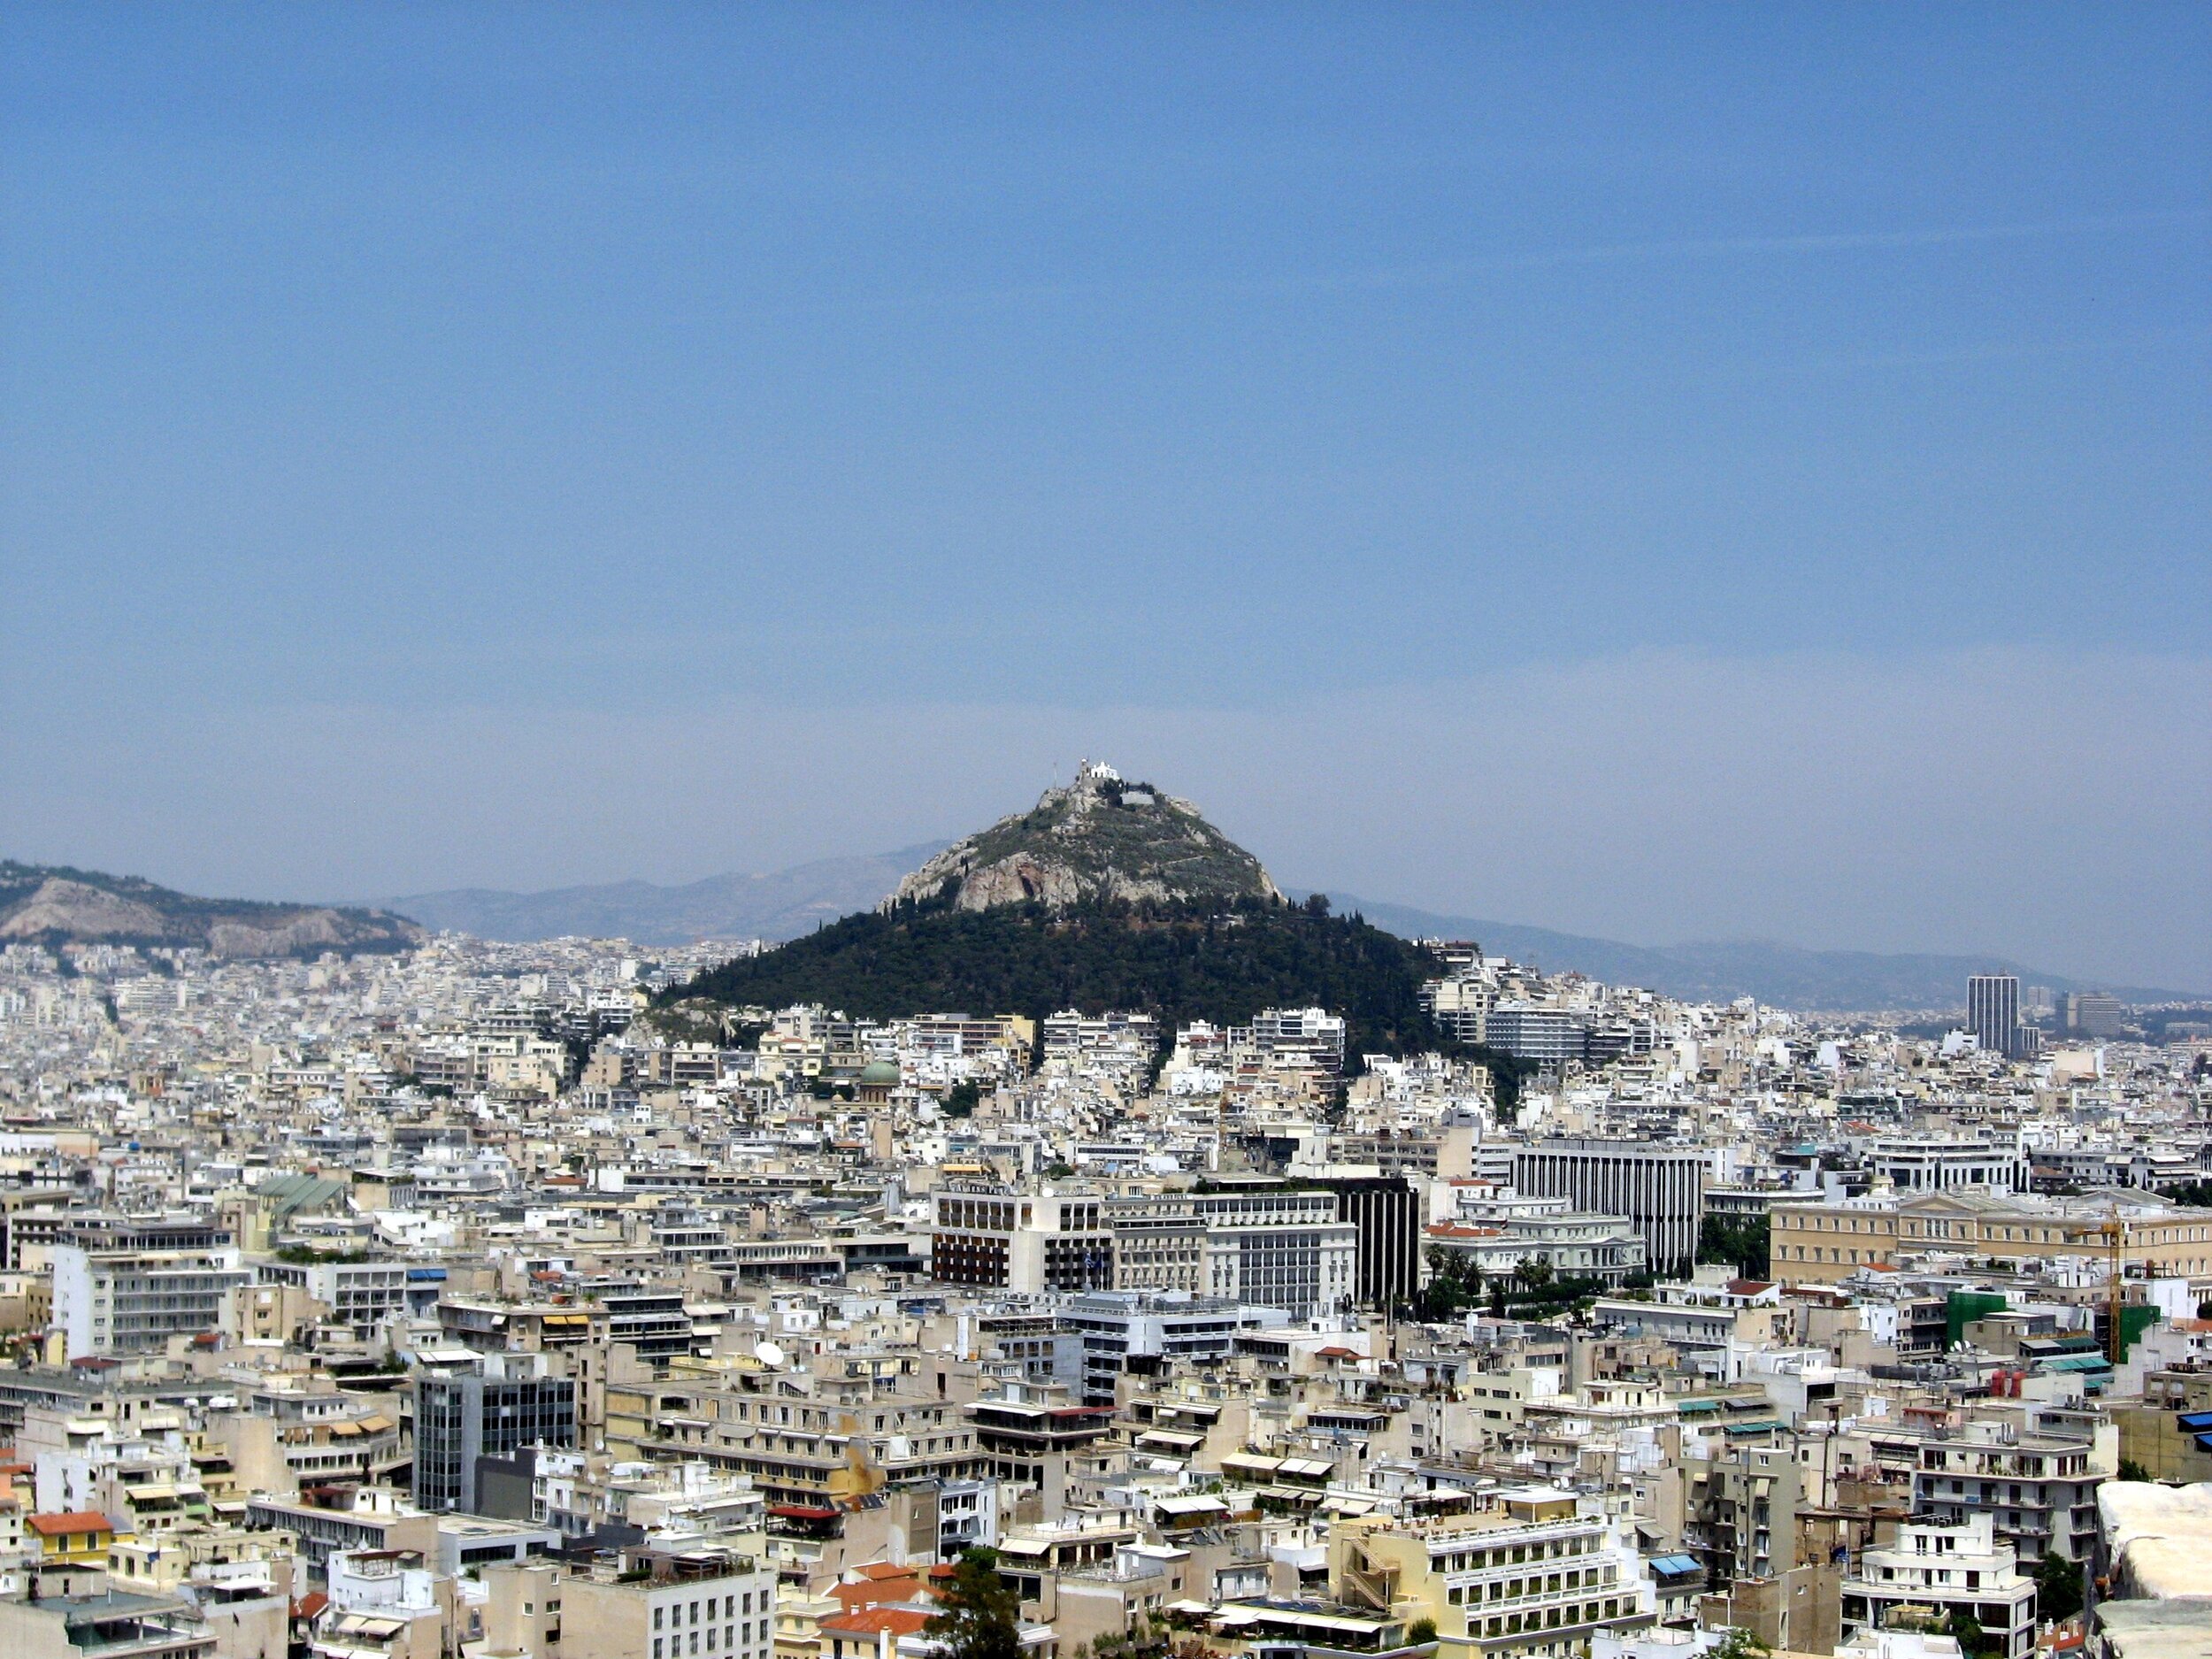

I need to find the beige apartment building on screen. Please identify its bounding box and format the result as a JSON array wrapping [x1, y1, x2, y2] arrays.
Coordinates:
[[562, 1548, 775, 1659], [1328, 1486, 1659, 1659], [1770, 1189, 2212, 1286]]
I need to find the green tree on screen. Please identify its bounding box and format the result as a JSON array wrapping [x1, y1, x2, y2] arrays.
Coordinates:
[[1711, 1632, 1770, 1659], [2032, 1551, 2084, 1624], [1942, 1608, 1997, 1659], [1405, 1617, 1437, 1646], [1698, 1214, 1771, 1279], [927, 1549, 1023, 1659], [2116, 1457, 2153, 1481]]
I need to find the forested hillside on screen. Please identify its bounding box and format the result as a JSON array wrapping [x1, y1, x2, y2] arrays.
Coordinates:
[[669, 893, 1525, 1089]]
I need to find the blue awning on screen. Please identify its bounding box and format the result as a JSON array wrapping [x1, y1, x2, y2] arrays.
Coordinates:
[[2176, 1410, 2212, 1432], [1647, 1555, 1701, 1578], [2193, 1432, 2212, 1454]]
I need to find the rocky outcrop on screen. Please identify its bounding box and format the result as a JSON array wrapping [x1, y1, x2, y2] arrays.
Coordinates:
[[205, 911, 358, 957], [0, 878, 174, 941], [0, 863, 423, 956], [888, 761, 1283, 913]]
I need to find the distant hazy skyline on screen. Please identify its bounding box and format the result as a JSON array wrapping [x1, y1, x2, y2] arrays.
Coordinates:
[[3, 7, 2207, 987]]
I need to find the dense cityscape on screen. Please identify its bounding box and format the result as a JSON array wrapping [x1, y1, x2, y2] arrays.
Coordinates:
[[0, 767, 2204, 1659], [9, 12, 2204, 1659]]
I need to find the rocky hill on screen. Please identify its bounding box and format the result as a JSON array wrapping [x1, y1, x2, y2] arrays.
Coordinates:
[[665, 768, 1532, 1087], [888, 762, 1281, 912], [0, 862, 422, 957]]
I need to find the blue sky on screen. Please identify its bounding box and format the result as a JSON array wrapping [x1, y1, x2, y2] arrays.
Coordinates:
[[3, 5, 2207, 986]]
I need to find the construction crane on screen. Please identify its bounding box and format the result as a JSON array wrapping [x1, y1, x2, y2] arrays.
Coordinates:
[[2096, 1205, 2126, 1364]]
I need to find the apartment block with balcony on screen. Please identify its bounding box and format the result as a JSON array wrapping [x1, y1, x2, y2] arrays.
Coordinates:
[[1839, 1514, 2035, 1659], [1911, 1417, 2101, 1563], [0, 1591, 218, 1659], [1327, 1486, 1659, 1659]]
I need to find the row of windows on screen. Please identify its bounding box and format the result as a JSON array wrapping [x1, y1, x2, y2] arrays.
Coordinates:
[[1434, 1532, 1599, 1572], [1449, 1564, 1618, 1604], [654, 1592, 760, 1630], [1465, 1597, 1628, 1637], [651, 1630, 764, 1659]]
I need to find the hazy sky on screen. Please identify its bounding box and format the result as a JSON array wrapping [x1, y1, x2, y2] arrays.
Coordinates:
[[3, 6, 2207, 987]]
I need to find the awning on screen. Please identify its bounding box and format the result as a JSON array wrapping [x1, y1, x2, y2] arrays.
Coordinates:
[[2177, 1411, 2212, 1432], [1278, 1458, 1335, 1479], [1156, 1496, 1230, 1517], [1647, 1555, 1701, 1578], [1156, 1405, 1220, 1424], [334, 1617, 407, 1639], [1221, 1454, 1283, 1477], [1137, 1430, 1205, 1450]]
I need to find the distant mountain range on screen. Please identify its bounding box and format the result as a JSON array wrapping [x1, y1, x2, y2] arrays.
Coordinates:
[[1, 861, 419, 957], [1305, 895, 2196, 1011], [381, 844, 947, 947], [379, 835, 2194, 1010]]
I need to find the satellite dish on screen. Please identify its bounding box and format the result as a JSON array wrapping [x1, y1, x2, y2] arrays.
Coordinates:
[[756, 1340, 786, 1369]]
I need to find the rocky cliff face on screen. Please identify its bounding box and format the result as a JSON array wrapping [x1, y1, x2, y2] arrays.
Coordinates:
[[887, 762, 1283, 913], [0, 864, 423, 956]]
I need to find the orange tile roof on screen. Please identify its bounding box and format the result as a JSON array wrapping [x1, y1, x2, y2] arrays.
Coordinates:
[[29, 1511, 111, 1537], [820, 1606, 933, 1638]]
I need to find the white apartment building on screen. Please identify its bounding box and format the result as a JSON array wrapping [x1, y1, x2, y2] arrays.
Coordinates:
[[1863, 1135, 2028, 1194], [1189, 1188, 1356, 1319], [1513, 1141, 1708, 1273], [1841, 1513, 2035, 1659], [53, 1242, 254, 1356], [255, 1258, 442, 1338]]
